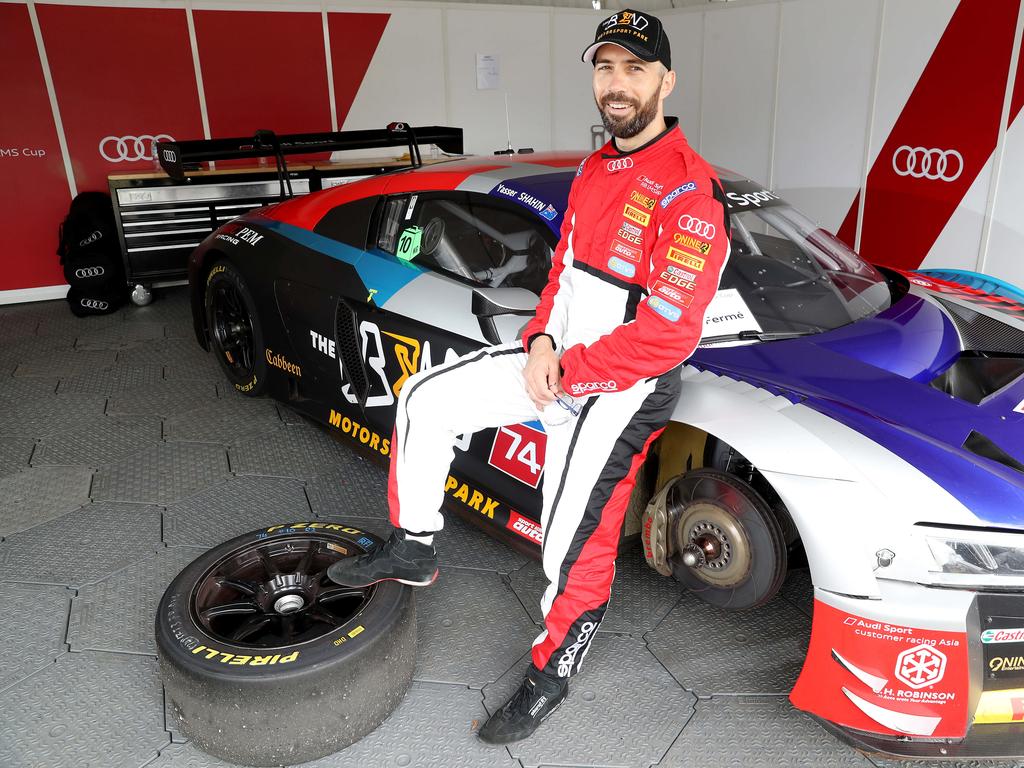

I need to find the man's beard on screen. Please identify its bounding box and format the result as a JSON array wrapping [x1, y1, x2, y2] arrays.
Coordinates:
[[596, 86, 661, 140]]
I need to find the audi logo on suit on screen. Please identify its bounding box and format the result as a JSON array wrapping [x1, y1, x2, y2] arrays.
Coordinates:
[[79, 298, 109, 311], [891, 146, 964, 182], [99, 134, 174, 163], [677, 214, 716, 239], [74, 266, 105, 279]]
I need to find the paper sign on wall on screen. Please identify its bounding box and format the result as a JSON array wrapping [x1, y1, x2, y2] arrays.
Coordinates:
[[476, 54, 500, 90]]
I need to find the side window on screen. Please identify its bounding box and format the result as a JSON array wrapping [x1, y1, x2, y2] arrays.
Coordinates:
[[313, 195, 379, 248], [381, 192, 553, 294], [376, 196, 408, 254]]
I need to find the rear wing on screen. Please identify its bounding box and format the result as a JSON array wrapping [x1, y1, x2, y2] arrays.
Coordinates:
[[155, 123, 463, 184]]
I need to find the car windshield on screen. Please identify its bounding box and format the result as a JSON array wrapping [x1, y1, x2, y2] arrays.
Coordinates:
[[708, 187, 891, 342]]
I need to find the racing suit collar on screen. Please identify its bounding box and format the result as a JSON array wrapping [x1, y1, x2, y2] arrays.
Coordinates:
[[603, 116, 680, 158]]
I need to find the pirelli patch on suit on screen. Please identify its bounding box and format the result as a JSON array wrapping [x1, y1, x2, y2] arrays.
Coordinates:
[[622, 204, 651, 227], [666, 247, 706, 272]]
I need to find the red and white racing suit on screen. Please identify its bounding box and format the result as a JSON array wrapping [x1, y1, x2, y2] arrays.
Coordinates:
[[389, 118, 731, 678]]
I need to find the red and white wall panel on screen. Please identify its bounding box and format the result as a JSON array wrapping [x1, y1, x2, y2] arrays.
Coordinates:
[[1, 0, 1022, 301]]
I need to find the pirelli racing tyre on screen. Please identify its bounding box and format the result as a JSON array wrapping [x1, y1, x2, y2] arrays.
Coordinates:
[[155, 523, 416, 766], [205, 260, 267, 396], [665, 469, 787, 610]]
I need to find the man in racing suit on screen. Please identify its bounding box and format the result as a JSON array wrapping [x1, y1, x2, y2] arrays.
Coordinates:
[[329, 8, 731, 744]]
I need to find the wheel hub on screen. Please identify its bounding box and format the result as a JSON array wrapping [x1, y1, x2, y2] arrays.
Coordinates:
[[274, 594, 305, 614], [673, 500, 752, 588]]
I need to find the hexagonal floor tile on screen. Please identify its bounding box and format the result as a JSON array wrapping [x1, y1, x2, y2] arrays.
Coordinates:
[[485, 635, 696, 768], [13, 348, 118, 378], [510, 542, 681, 634], [305, 459, 389, 520], [163, 396, 283, 445], [0, 434, 37, 477], [73, 321, 167, 350], [0, 651, 166, 768], [57, 364, 165, 395], [91, 442, 230, 505], [0, 392, 108, 441], [228, 424, 354, 481], [107, 379, 218, 418], [163, 475, 312, 548], [781, 566, 814, 617], [117, 337, 212, 370], [656, 696, 874, 768], [0, 466, 94, 538], [67, 546, 207, 655], [414, 567, 538, 689], [0, 583, 72, 693], [31, 413, 162, 468], [646, 591, 811, 695], [0, 501, 161, 588]]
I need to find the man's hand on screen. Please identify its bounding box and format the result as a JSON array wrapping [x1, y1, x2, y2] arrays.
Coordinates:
[[523, 336, 562, 409]]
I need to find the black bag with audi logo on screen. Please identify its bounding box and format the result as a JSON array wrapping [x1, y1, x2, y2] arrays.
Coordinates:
[[57, 191, 128, 316]]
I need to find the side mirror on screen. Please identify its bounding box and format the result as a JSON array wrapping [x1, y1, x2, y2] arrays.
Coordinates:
[[471, 287, 538, 344]]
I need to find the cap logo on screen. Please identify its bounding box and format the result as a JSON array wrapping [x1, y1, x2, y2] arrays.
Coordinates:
[[604, 11, 649, 31]]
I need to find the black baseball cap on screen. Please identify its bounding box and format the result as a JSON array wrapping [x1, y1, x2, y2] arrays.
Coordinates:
[[582, 9, 671, 71]]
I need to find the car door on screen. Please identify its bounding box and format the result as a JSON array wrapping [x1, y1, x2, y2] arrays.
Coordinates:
[[355, 190, 555, 531]]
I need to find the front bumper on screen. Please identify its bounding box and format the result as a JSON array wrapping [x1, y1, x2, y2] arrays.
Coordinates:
[[790, 581, 1024, 759]]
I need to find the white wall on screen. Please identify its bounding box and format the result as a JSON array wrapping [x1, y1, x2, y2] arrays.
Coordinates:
[[335, 0, 1024, 286], [771, 0, 879, 228]]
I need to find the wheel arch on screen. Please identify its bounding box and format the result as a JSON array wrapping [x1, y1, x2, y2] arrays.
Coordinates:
[[635, 366, 886, 598]]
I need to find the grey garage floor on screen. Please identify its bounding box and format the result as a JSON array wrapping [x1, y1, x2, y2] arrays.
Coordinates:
[[0, 287, 1018, 768]]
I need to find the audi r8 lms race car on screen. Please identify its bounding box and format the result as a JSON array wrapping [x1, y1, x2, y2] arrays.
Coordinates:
[[174, 131, 1024, 759]]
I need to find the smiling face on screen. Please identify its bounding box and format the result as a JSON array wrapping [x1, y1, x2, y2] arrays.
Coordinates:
[[592, 43, 675, 146]]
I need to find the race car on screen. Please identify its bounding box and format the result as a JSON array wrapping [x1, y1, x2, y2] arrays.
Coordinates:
[[177, 130, 1024, 759]]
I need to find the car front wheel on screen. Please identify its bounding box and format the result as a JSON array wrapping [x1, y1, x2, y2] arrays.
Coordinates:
[[644, 468, 787, 610], [204, 260, 266, 395]]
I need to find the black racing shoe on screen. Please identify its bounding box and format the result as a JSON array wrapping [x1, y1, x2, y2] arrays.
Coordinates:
[[477, 667, 569, 744], [326, 529, 438, 587]]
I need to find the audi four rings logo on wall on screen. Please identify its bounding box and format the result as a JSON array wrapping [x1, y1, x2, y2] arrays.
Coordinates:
[[99, 134, 174, 163], [678, 214, 715, 238], [891, 146, 964, 182], [75, 267, 105, 279], [80, 299, 109, 310], [607, 157, 634, 172]]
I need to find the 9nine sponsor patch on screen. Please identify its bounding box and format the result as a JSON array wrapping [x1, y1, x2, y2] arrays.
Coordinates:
[[672, 232, 712, 255], [629, 189, 657, 211]]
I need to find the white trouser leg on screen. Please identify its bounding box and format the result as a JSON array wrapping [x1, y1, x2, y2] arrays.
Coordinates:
[[389, 341, 541, 533]]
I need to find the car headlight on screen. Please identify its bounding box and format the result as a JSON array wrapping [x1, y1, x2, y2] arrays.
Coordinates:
[[922, 527, 1024, 582]]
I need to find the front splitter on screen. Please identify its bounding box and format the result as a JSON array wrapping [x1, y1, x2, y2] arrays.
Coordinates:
[[817, 718, 1024, 760]]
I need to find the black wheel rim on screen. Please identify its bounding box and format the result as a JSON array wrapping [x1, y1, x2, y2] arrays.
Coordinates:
[[192, 536, 374, 648], [210, 282, 255, 376]]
